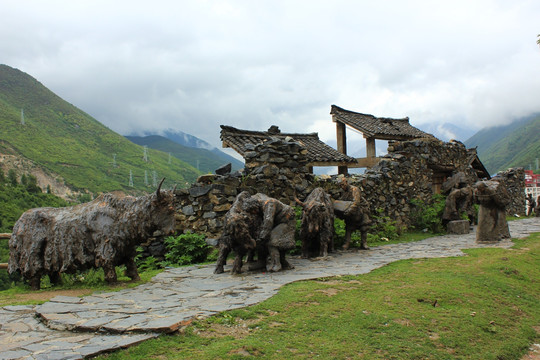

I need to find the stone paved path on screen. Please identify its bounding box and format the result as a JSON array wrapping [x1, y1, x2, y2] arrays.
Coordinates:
[[2, 218, 539, 359]]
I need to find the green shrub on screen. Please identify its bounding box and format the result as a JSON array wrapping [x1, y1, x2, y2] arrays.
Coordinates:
[[137, 255, 162, 272], [409, 194, 446, 233], [367, 208, 399, 243], [164, 233, 210, 266], [333, 217, 362, 249]]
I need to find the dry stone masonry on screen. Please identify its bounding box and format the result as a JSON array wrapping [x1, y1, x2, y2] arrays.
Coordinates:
[[167, 137, 526, 246], [172, 137, 312, 237]]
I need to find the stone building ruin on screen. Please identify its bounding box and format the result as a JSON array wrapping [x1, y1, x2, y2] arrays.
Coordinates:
[[220, 124, 358, 173], [140, 106, 526, 259], [330, 105, 435, 173]]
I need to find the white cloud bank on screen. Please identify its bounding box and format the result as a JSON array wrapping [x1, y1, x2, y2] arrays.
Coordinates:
[[1, 0, 540, 147]]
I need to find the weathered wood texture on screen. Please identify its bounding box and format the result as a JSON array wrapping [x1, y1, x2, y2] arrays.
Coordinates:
[[297, 188, 334, 258], [8, 184, 176, 290]]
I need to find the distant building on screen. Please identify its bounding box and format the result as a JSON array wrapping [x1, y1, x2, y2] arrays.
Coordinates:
[[525, 170, 540, 206]]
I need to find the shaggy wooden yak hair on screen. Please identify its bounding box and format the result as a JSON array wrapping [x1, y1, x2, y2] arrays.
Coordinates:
[[214, 191, 260, 275], [8, 180, 176, 290], [297, 187, 334, 258]]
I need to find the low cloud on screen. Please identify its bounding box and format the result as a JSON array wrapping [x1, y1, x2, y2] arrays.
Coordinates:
[[2, 0, 539, 147]]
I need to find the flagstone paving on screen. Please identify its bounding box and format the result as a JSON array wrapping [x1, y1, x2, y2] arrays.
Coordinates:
[[1, 218, 539, 359]]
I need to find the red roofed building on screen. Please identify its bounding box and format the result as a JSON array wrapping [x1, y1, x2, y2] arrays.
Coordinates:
[[525, 170, 540, 209]]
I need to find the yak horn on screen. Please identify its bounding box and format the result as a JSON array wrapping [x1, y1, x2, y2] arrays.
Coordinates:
[[156, 178, 166, 199]]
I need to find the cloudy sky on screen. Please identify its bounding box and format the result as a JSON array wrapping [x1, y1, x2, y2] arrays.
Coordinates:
[[2, 0, 540, 153]]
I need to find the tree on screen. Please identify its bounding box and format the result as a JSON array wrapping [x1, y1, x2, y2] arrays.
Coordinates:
[[25, 174, 41, 193], [7, 169, 18, 186]]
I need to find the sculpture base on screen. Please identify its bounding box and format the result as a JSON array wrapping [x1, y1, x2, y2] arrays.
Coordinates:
[[447, 220, 470, 235]]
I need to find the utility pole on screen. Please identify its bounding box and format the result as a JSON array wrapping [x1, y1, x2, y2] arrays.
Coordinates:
[[144, 170, 148, 186], [143, 145, 148, 162], [21, 109, 25, 125], [112, 154, 117, 168], [129, 170, 133, 187], [152, 171, 157, 187]]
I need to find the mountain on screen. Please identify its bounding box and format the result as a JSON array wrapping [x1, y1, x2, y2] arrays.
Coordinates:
[[162, 130, 244, 170], [162, 129, 214, 150], [464, 113, 540, 174], [125, 134, 243, 174], [0, 64, 201, 196]]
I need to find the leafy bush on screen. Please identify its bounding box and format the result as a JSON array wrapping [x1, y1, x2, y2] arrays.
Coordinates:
[[136, 254, 162, 272], [163, 233, 211, 266], [367, 208, 399, 243], [289, 206, 304, 255], [333, 208, 399, 249], [409, 194, 446, 233], [333, 217, 362, 249], [56, 268, 109, 288]]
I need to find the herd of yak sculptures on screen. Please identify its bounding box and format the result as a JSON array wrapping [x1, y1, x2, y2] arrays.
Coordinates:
[[214, 178, 372, 275], [8, 174, 514, 289]]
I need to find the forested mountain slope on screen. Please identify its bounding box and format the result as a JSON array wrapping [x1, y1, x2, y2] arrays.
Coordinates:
[[464, 113, 540, 174], [126, 134, 243, 174], [0, 64, 200, 195]]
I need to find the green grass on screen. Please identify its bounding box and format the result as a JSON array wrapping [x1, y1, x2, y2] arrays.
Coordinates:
[[96, 232, 540, 360]]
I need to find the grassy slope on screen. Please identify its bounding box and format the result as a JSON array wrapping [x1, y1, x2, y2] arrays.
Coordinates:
[[465, 114, 540, 174], [97, 232, 540, 360], [0, 65, 200, 193]]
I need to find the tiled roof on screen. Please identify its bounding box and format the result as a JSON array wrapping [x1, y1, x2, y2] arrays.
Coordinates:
[[468, 148, 491, 179], [220, 125, 358, 165], [330, 105, 434, 140]]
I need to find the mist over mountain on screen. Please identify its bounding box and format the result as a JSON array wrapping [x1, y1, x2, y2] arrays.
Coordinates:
[[465, 113, 540, 174], [422, 122, 477, 142], [129, 129, 244, 172]]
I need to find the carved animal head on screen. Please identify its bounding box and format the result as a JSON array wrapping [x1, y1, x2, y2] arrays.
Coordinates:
[[147, 179, 177, 236], [304, 202, 328, 233], [223, 214, 257, 250]]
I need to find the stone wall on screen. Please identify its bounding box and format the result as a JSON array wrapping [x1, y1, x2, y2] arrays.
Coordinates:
[[171, 137, 312, 240], [163, 137, 525, 246], [312, 138, 482, 229], [242, 137, 312, 204]]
